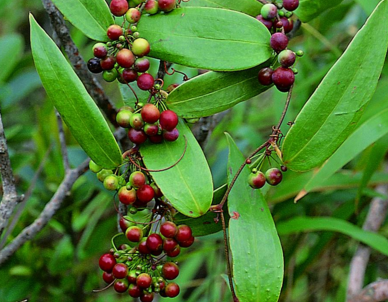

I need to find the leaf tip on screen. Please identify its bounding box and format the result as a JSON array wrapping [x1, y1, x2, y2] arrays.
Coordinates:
[[294, 189, 308, 203]]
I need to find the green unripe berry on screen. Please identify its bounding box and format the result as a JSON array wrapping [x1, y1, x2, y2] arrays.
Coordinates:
[[132, 38, 150, 57], [125, 8, 141, 24], [89, 160, 102, 173], [116, 109, 133, 128], [278, 10, 285, 17], [103, 69, 118, 82], [133, 32, 140, 39], [129, 113, 144, 130], [104, 174, 119, 191], [154, 83, 161, 90], [130, 25, 138, 32], [296, 50, 304, 57], [137, 102, 144, 108], [119, 35, 126, 42], [291, 67, 298, 74], [97, 169, 113, 182], [145, 0, 159, 14], [285, 11, 293, 18]]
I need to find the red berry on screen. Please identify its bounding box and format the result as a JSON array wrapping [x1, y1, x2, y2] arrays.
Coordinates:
[[100, 56, 116, 70], [265, 168, 283, 186], [160, 221, 178, 238], [256, 15, 273, 30], [102, 271, 115, 283], [270, 33, 288, 53], [141, 103, 160, 124], [150, 182, 163, 197], [160, 110, 178, 131], [119, 215, 134, 232], [179, 236, 194, 248], [175, 225, 192, 243], [117, 49, 135, 68], [278, 50, 296, 68], [107, 24, 123, 40], [162, 262, 179, 280], [248, 171, 266, 189], [129, 171, 146, 188], [128, 284, 142, 297], [118, 187, 137, 205], [146, 233, 163, 253], [272, 67, 295, 92], [137, 73, 154, 90], [280, 17, 293, 33], [137, 185, 155, 203], [258, 67, 273, 86], [165, 282, 180, 298], [137, 273, 152, 288], [93, 43, 107, 58], [158, 0, 176, 12], [122, 68, 138, 83], [283, 0, 299, 11], [112, 263, 128, 279], [114, 279, 129, 293], [99, 253, 116, 272], [128, 128, 148, 145], [144, 124, 159, 136], [127, 270, 137, 284], [138, 238, 151, 254], [163, 128, 179, 142], [166, 245, 181, 257], [163, 237, 179, 252], [125, 226, 144, 242], [141, 292, 154, 302], [125, 8, 141, 23], [145, 0, 159, 14], [135, 58, 150, 72], [261, 3, 278, 20], [110, 0, 129, 16]]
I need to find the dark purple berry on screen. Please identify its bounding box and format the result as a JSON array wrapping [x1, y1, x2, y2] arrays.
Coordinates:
[[283, 0, 299, 11], [258, 67, 273, 86], [256, 15, 273, 30], [272, 67, 295, 92], [278, 50, 296, 67], [128, 128, 148, 145], [163, 128, 179, 142], [280, 17, 293, 33], [270, 33, 288, 53], [122, 69, 138, 83], [87, 57, 102, 73], [135, 58, 150, 72]]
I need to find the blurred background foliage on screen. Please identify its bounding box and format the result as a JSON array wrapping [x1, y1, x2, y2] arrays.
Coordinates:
[[0, 0, 387, 301]]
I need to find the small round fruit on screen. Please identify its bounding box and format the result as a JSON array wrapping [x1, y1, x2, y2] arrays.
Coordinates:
[[140, 292, 154, 302], [103, 69, 118, 82], [141, 104, 160, 124], [117, 49, 135, 68], [114, 279, 129, 293], [150, 182, 163, 197], [118, 186, 137, 205], [128, 128, 148, 144], [100, 56, 116, 70], [146, 233, 163, 253], [137, 73, 154, 90], [112, 263, 128, 279], [166, 245, 181, 257], [144, 123, 159, 136], [163, 128, 179, 142], [103, 174, 119, 191], [256, 15, 273, 30], [127, 270, 137, 284], [99, 253, 116, 272], [107, 24, 123, 40], [116, 109, 133, 128], [179, 236, 194, 248], [160, 221, 177, 238], [129, 171, 146, 188], [261, 3, 277, 20], [110, 0, 129, 16], [125, 8, 141, 23], [145, 0, 159, 14], [158, 0, 176, 12], [132, 38, 150, 57], [258, 67, 274, 86], [97, 169, 113, 182], [128, 284, 142, 297], [129, 113, 144, 130], [89, 160, 102, 173], [163, 237, 179, 252], [165, 282, 180, 298], [137, 185, 155, 203], [270, 33, 288, 53], [93, 42, 108, 58], [281, 165, 288, 172], [265, 168, 283, 186], [278, 49, 296, 67], [137, 273, 152, 288], [159, 110, 178, 131], [283, 0, 299, 11], [119, 216, 134, 232], [138, 237, 151, 254], [280, 17, 293, 33], [175, 225, 192, 243], [272, 67, 295, 92], [162, 262, 179, 280], [121, 68, 138, 83], [87, 57, 102, 73], [126, 226, 144, 242], [248, 171, 266, 189], [134, 58, 150, 72], [102, 271, 115, 283]]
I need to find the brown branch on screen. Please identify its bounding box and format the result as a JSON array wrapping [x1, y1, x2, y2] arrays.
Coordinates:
[[41, 0, 118, 126], [350, 280, 388, 302], [0, 159, 89, 265], [0, 108, 24, 237], [347, 184, 388, 300], [157, 60, 173, 81]]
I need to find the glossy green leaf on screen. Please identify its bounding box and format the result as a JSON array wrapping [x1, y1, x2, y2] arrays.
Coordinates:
[[0, 34, 23, 82], [137, 7, 272, 71], [173, 185, 227, 236], [30, 15, 122, 169], [181, 0, 262, 17], [166, 64, 271, 118], [226, 134, 283, 302], [295, 0, 345, 22], [51, 0, 113, 41], [282, 0, 388, 172], [141, 120, 213, 217], [277, 217, 388, 256], [299, 108, 388, 197]]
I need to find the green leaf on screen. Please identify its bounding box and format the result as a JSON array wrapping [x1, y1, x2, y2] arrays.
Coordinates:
[[181, 0, 262, 17], [295, 0, 345, 22], [173, 184, 228, 236], [137, 7, 272, 71], [51, 0, 113, 41], [30, 15, 122, 169], [356, 0, 380, 14], [277, 217, 388, 256], [166, 64, 271, 118], [226, 133, 283, 302], [282, 0, 388, 172], [141, 120, 213, 217], [297, 108, 388, 197], [0, 34, 24, 82]]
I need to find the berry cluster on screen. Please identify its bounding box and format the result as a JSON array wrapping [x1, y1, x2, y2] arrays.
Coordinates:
[[256, 0, 303, 92], [248, 166, 286, 189], [117, 104, 180, 145], [87, 0, 178, 90], [98, 221, 194, 300]]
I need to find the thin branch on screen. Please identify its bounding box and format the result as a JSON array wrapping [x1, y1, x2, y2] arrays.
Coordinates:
[[157, 60, 173, 81], [56, 111, 70, 171], [41, 0, 119, 126], [347, 184, 388, 300], [0, 108, 24, 236], [0, 159, 89, 265], [350, 280, 388, 302]]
